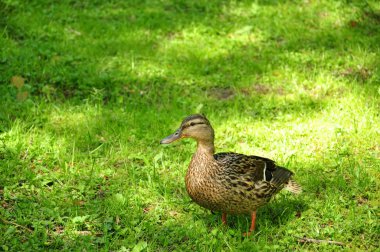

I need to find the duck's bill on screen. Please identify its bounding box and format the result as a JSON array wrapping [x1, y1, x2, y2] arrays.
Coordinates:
[[160, 129, 181, 144]]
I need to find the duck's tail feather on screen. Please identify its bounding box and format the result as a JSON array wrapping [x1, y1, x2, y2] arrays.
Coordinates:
[[271, 167, 293, 186], [271, 167, 302, 194], [284, 178, 302, 194]]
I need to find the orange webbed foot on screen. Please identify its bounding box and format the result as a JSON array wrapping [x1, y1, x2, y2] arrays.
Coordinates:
[[243, 211, 257, 237]]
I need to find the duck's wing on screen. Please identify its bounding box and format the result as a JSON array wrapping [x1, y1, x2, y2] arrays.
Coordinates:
[[214, 152, 294, 188]]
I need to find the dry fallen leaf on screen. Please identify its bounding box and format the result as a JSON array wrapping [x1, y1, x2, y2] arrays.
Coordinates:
[[75, 231, 92, 236], [74, 200, 85, 206], [11, 76, 25, 89], [54, 226, 64, 234], [295, 211, 302, 218], [17, 91, 29, 101], [169, 210, 179, 217], [2, 202, 9, 209], [143, 205, 154, 213]]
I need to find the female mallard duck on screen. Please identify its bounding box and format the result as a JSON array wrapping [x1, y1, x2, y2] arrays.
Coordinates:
[[160, 114, 301, 235]]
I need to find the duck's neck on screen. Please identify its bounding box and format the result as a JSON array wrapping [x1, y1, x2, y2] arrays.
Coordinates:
[[186, 140, 216, 201], [188, 140, 215, 177], [195, 140, 215, 157]]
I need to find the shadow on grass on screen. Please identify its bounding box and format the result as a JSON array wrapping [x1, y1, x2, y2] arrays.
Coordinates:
[[0, 1, 378, 126], [1, 0, 378, 139], [200, 195, 308, 231], [1, 0, 379, 97], [1, 1, 379, 249]]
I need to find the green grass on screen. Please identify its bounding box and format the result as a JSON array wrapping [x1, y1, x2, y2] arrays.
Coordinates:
[[1, 0, 379, 251]]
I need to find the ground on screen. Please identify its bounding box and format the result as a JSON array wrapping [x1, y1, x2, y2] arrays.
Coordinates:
[[0, 0, 379, 251]]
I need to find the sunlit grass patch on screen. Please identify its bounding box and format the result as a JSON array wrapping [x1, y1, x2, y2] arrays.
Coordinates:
[[1, 0, 379, 251]]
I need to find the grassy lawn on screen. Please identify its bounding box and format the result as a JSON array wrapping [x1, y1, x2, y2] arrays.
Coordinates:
[[1, 0, 379, 251]]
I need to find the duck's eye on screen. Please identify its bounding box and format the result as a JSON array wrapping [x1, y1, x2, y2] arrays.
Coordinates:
[[190, 122, 195, 126]]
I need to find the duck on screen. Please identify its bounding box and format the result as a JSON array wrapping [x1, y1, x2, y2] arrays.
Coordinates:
[[160, 114, 301, 235]]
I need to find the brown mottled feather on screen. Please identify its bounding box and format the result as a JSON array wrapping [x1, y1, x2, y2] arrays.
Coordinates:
[[162, 114, 301, 215]]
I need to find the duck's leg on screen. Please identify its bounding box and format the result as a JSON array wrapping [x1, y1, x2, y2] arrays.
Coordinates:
[[243, 211, 257, 236], [221, 213, 227, 225], [249, 211, 257, 232]]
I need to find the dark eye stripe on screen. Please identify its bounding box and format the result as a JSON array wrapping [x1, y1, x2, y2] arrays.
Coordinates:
[[182, 122, 205, 129]]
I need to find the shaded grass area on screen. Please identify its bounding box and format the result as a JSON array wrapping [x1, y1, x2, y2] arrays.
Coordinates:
[[1, 0, 379, 251]]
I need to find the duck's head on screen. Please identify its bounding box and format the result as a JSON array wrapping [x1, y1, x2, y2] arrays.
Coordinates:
[[160, 114, 214, 144]]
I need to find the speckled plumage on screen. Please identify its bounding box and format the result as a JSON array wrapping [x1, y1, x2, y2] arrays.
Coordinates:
[[185, 150, 298, 214], [160, 114, 301, 232]]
